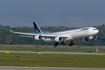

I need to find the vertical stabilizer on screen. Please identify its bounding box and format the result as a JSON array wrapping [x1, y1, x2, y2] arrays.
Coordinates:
[[33, 22, 43, 34]]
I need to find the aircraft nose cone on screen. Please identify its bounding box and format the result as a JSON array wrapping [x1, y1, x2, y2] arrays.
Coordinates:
[[97, 30, 99, 33], [96, 30, 99, 34]]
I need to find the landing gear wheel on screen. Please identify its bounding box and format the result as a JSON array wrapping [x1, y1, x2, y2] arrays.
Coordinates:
[[69, 41, 74, 46], [61, 41, 66, 45], [53, 42, 59, 48]]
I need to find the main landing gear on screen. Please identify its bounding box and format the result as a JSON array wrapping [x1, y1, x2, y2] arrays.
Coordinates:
[[69, 41, 74, 46], [61, 41, 66, 45], [53, 41, 74, 48], [53, 42, 59, 48]]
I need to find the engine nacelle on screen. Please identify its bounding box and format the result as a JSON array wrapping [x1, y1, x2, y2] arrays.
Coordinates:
[[34, 35, 42, 40], [81, 35, 97, 41], [81, 37, 89, 41], [55, 37, 63, 42], [88, 35, 97, 40]]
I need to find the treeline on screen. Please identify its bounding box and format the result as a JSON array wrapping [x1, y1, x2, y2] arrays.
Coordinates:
[[0, 24, 105, 46]]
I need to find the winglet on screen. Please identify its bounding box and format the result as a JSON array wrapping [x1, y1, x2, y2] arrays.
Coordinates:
[[9, 29, 14, 33], [33, 22, 43, 34]]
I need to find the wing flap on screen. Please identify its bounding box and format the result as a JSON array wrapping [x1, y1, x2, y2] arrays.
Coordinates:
[[19, 35, 34, 38]]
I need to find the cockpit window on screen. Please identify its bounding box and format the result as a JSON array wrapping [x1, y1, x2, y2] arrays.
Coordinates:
[[93, 29, 98, 30]]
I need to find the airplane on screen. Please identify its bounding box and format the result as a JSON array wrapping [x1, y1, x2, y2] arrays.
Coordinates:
[[10, 22, 99, 47]]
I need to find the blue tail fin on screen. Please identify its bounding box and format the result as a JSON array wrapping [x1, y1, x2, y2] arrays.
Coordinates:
[[33, 22, 43, 34]]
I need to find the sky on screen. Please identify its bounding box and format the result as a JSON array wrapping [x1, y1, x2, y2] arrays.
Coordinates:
[[0, 0, 105, 27]]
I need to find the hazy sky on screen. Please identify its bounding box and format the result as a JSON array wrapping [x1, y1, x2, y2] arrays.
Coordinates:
[[0, 0, 105, 27]]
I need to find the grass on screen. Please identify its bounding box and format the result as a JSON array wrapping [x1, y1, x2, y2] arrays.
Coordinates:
[[0, 53, 105, 68], [0, 47, 96, 52], [0, 45, 103, 52], [0, 45, 105, 68], [0, 45, 105, 53]]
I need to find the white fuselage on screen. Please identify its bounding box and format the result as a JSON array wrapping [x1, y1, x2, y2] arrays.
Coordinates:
[[42, 27, 99, 42]]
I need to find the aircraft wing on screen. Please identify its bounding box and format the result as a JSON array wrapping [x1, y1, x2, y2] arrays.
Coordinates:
[[10, 30, 69, 38], [10, 30, 36, 36]]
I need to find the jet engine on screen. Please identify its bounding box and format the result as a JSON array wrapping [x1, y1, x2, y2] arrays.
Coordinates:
[[55, 37, 63, 42], [81, 35, 97, 41], [88, 35, 97, 40], [34, 35, 42, 40]]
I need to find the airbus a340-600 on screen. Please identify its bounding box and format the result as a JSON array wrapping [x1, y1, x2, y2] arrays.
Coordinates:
[[10, 22, 99, 47]]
